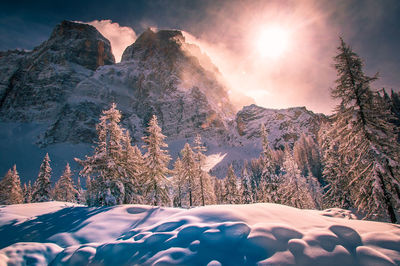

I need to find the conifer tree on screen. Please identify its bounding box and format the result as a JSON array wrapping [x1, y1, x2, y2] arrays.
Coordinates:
[[123, 131, 145, 204], [85, 176, 93, 206], [193, 134, 215, 206], [172, 158, 186, 207], [76, 176, 85, 204], [256, 176, 270, 203], [328, 38, 400, 222], [388, 90, 400, 141], [293, 134, 322, 179], [32, 153, 52, 202], [53, 163, 78, 203], [319, 125, 353, 209], [249, 158, 263, 202], [0, 165, 23, 204], [258, 125, 279, 203], [200, 171, 216, 205], [390, 90, 400, 121], [225, 164, 240, 204], [214, 177, 225, 204], [278, 147, 315, 209], [180, 143, 198, 207], [142, 115, 171, 206], [193, 134, 206, 205], [22, 183, 28, 202], [306, 167, 324, 210], [76, 104, 126, 206], [241, 161, 253, 204], [260, 124, 270, 160], [23, 181, 32, 203]]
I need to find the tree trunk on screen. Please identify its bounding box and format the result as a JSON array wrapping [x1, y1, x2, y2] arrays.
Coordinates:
[[377, 172, 397, 223], [200, 170, 205, 206], [386, 159, 400, 201], [189, 189, 192, 207]]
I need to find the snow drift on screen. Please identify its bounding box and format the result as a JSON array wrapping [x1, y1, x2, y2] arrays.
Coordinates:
[[0, 202, 399, 265]]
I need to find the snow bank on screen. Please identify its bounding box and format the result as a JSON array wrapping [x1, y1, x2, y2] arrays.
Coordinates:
[[0, 202, 399, 265]]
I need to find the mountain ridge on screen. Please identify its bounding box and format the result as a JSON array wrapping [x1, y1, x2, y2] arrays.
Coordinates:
[[0, 20, 325, 180]]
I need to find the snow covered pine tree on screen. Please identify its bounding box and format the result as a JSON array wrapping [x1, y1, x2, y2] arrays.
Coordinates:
[[180, 143, 198, 207], [319, 124, 353, 209], [240, 161, 253, 204], [0, 165, 23, 204], [53, 163, 78, 203], [172, 158, 186, 207], [32, 153, 52, 202], [193, 135, 215, 206], [258, 124, 280, 203], [76, 104, 126, 206], [23, 181, 32, 203], [142, 115, 171, 206], [122, 131, 146, 204], [224, 164, 240, 204], [278, 146, 315, 209], [326, 38, 400, 223]]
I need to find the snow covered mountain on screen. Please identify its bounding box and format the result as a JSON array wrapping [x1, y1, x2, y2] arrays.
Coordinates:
[[1, 202, 399, 265], [0, 20, 114, 122], [234, 104, 326, 149], [0, 21, 235, 145], [0, 20, 325, 180]]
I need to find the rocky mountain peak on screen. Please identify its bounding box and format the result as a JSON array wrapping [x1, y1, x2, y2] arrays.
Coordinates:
[[34, 20, 115, 70], [50, 20, 101, 41], [121, 28, 185, 62], [0, 20, 116, 122], [118, 27, 236, 131], [137, 28, 184, 45]]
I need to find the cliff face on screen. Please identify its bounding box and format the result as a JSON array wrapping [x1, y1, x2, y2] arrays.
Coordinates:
[[234, 104, 326, 149], [43, 20, 115, 70], [0, 21, 114, 124]]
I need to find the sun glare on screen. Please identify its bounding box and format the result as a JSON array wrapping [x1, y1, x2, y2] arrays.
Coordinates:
[[257, 26, 290, 59]]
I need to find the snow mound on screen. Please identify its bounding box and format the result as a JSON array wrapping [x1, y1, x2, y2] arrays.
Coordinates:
[[319, 208, 358, 220], [0, 242, 62, 266], [0, 202, 399, 265]]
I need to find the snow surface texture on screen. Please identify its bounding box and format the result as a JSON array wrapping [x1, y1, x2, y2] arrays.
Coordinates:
[[0, 202, 399, 265]]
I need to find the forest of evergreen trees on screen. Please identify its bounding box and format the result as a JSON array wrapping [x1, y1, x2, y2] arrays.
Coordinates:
[[1, 40, 399, 223]]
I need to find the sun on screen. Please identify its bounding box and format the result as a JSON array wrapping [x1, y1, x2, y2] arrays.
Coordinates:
[[257, 26, 290, 59]]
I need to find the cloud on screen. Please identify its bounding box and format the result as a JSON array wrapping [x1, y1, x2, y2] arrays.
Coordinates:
[[86, 20, 136, 62], [181, 0, 342, 114]]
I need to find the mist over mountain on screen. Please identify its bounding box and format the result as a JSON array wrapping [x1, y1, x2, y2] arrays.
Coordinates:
[[1, 2, 400, 263], [0, 20, 324, 181]]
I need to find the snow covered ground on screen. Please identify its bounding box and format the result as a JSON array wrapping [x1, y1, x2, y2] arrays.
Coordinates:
[[0, 202, 399, 265]]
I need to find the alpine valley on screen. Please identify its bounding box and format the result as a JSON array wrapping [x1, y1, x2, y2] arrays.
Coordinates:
[[0, 20, 325, 182]]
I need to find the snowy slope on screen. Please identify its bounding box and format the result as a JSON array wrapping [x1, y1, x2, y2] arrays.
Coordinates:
[[0, 122, 92, 184], [0, 202, 399, 265], [0, 20, 326, 180]]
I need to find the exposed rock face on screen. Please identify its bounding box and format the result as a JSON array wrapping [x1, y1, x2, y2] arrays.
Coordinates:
[[0, 21, 114, 124], [120, 28, 235, 127], [234, 104, 326, 149], [42, 20, 115, 70], [122, 29, 184, 63]]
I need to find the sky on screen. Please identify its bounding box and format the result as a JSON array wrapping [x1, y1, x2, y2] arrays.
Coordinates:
[[0, 0, 399, 114]]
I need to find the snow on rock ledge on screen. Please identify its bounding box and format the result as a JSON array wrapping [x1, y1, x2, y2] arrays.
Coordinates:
[[0, 202, 399, 265]]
